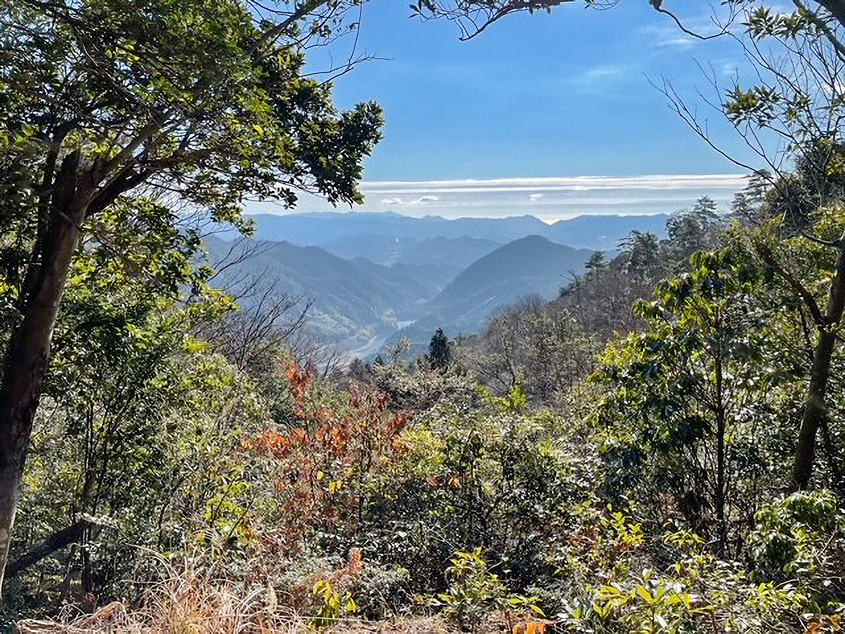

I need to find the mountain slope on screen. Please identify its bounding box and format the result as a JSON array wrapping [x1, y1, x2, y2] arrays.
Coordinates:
[[321, 234, 502, 270], [426, 235, 591, 329], [203, 236, 439, 345], [382, 236, 591, 357]]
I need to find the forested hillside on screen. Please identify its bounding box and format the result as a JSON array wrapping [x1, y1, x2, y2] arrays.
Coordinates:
[[385, 236, 591, 356], [3, 0, 845, 633], [203, 236, 438, 344], [201, 233, 590, 358]]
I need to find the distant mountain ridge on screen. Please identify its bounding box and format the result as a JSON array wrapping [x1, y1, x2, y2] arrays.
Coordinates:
[[247, 211, 547, 244], [207, 211, 671, 359], [320, 234, 502, 269], [432, 235, 589, 312], [203, 236, 439, 353], [245, 211, 669, 252], [544, 214, 669, 250]]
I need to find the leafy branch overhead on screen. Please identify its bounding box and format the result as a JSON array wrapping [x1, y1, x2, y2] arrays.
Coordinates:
[[410, 0, 845, 51]]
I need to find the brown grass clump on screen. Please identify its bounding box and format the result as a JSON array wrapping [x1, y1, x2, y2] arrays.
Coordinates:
[[18, 606, 454, 634], [15, 550, 457, 634], [17, 552, 305, 634]]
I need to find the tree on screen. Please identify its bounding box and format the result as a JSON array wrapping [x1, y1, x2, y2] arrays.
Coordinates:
[[585, 251, 607, 273], [666, 196, 722, 262], [621, 231, 661, 273], [595, 251, 786, 546], [12, 229, 230, 591], [419, 0, 845, 490], [559, 228, 671, 341], [428, 328, 452, 371], [739, 204, 845, 490], [463, 297, 594, 400], [0, 0, 382, 588], [662, 6, 845, 490], [713, 16, 845, 489]]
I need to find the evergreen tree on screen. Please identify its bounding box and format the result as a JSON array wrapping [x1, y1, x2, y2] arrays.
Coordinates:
[[586, 251, 607, 273], [428, 328, 452, 370]]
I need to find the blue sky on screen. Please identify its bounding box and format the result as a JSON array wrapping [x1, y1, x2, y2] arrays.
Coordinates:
[[254, 0, 775, 220]]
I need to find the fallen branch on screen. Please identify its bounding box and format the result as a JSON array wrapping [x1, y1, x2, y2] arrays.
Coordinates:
[[7, 515, 113, 579]]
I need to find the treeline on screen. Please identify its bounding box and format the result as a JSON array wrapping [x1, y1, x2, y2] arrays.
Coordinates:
[[3, 0, 845, 631]]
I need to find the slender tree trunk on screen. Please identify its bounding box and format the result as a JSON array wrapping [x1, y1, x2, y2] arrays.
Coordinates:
[[714, 356, 727, 549], [793, 241, 845, 489], [0, 151, 87, 592], [793, 330, 837, 489]]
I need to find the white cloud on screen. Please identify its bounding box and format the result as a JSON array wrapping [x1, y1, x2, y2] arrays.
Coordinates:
[[567, 64, 637, 92], [248, 173, 748, 221], [660, 37, 696, 48], [409, 195, 440, 205], [379, 195, 440, 206], [639, 24, 697, 49], [578, 65, 628, 79], [720, 62, 739, 77], [638, 10, 735, 48], [362, 174, 749, 195]]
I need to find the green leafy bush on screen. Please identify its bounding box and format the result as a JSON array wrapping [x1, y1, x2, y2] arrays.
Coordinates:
[[433, 548, 542, 633]]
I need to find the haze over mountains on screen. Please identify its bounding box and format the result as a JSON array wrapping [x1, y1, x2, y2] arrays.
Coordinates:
[[247, 211, 668, 251], [207, 211, 669, 358]]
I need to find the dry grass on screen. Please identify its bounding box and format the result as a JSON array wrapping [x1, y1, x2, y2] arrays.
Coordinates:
[[17, 580, 306, 633], [15, 552, 458, 634], [18, 607, 454, 634], [17, 548, 298, 633]]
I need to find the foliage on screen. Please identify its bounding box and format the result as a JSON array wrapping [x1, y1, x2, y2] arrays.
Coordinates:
[[311, 579, 359, 631], [243, 361, 412, 551], [749, 490, 845, 590], [458, 297, 595, 402], [0, 0, 383, 598], [556, 503, 843, 634], [7, 3, 845, 632], [433, 548, 542, 632], [594, 249, 798, 544]]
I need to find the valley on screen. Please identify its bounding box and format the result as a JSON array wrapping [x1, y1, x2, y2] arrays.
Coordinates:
[[206, 211, 665, 359]]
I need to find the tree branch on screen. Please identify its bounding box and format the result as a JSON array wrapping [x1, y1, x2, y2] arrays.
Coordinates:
[[756, 243, 826, 327]]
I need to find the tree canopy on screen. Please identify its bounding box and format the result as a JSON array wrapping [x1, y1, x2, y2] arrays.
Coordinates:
[[0, 0, 382, 589]]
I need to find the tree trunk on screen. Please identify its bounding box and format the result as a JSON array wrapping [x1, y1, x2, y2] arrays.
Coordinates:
[[793, 241, 845, 489], [793, 330, 837, 489], [0, 151, 86, 592]]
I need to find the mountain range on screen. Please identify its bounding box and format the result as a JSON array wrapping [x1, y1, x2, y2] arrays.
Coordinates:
[[245, 211, 668, 251], [206, 211, 670, 358]]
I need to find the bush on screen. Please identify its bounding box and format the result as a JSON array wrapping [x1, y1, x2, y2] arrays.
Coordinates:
[[749, 490, 845, 592]]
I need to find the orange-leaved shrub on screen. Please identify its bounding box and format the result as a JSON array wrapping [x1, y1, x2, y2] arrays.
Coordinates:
[[244, 362, 412, 550]]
